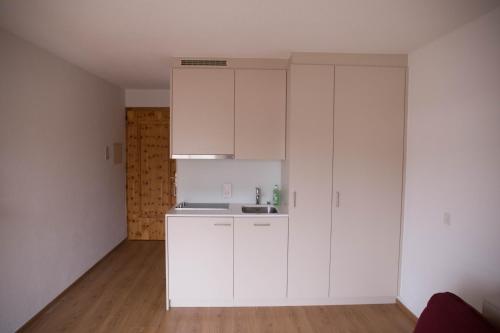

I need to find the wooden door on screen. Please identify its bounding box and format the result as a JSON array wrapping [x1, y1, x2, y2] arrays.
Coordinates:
[[167, 217, 234, 303], [287, 64, 334, 298], [126, 107, 176, 240], [235, 69, 287, 159], [330, 66, 405, 298], [171, 68, 235, 155], [234, 217, 288, 299]]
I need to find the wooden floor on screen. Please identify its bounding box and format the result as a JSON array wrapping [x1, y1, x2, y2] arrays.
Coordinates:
[[20, 241, 416, 333]]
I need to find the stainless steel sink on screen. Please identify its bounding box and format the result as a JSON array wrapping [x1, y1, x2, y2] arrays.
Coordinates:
[[241, 206, 279, 214], [175, 202, 229, 210]]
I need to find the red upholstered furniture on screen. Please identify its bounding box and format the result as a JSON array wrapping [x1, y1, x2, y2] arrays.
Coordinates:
[[414, 292, 498, 333]]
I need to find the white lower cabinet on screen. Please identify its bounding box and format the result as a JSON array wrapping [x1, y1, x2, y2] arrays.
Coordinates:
[[167, 217, 234, 304], [234, 217, 288, 300], [167, 216, 289, 306]]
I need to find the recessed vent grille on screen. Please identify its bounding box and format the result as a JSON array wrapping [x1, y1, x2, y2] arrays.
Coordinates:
[[181, 59, 227, 66]]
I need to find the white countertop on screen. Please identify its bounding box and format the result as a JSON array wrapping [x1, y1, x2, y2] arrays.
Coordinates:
[[166, 203, 288, 217]]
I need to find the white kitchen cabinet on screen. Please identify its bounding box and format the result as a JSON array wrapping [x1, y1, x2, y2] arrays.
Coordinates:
[[330, 66, 405, 299], [171, 68, 234, 156], [234, 217, 288, 299], [235, 69, 286, 159], [287, 64, 334, 298], [167, 217, 233, 303]]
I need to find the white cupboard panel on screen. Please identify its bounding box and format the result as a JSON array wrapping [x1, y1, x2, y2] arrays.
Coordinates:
[[331, 66, 405, 298], [235, 69, 287, 159], [234, 217, 288, 299], [172, 68, 234, 155], [168, 217, 233, 300], [287, 64, 334, 298]]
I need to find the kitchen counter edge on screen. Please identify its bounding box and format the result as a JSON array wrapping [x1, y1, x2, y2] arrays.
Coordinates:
[[165, 204, 289, 217]]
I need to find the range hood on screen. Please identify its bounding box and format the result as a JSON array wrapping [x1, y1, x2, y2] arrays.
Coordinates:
[[171, 154, 234, 160]]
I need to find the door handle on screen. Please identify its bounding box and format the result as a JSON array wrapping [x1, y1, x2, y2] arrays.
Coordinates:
[[335, 191, 340, 208], [214, 223, 231, 227], [254, 223, 271, 227], [293, 191, 297, 208]]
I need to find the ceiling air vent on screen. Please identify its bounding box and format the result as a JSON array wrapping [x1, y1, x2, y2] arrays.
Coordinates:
[[181, 59, 227, 66]]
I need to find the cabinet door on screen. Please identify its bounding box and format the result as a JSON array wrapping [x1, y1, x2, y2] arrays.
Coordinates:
[[172, 68, 234, 155], [287, 65, 334, 298], [235, 69, 286, 159], [234, 217, 288, 299], [167, 217, 233, 301], [331, 66, 405, 298]]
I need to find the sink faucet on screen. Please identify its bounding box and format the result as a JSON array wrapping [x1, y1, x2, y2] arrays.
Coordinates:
[[256, 187, 261, 205]]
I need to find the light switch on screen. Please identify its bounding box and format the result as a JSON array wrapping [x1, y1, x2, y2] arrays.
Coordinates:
[[443, 212, 451, 226], [223, 183, 232, 199]]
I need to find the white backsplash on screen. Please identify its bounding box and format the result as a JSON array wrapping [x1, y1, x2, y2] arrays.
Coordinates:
[[176, 160, 282, 204]]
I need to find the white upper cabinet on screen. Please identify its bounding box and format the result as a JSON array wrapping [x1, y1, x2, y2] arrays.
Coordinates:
[[235, 69, 286, 159], [171, 68, 235, 156], [330, 66, 406, 299], [287, 64, 334, 299]]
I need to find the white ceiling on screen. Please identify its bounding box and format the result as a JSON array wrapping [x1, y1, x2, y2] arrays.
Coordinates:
[[1, 0, 498, 88]]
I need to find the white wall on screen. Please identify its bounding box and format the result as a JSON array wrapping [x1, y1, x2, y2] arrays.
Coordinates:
[[125, 89, 169, 107], [0, 30, 126, 332], [400, 7, 500, 316], [176, 160, 282, 204]]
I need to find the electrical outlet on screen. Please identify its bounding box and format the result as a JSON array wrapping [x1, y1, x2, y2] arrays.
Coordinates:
[[443, 212, 451, 226], [222, 183, 232, 199]]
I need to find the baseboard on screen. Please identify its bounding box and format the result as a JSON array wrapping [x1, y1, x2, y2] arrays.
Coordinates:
[[16, 238, 127, 332], [170, 296, 396, 308], [396, 298, 418, 323]]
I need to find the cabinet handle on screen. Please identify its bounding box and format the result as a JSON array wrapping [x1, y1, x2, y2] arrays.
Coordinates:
[[293, 191, 297, 208], [335, 191, 340, 208], [214, 223, 231, 227], [254, 223, 271, 227]]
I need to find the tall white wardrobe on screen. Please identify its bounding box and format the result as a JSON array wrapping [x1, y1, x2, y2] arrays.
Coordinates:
[[285, 54, 406, 303]]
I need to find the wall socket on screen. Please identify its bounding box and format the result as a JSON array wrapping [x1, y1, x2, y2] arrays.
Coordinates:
[[222, 183, 232, 199]]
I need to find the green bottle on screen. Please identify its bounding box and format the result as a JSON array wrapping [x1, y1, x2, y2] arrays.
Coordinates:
[[272, 185, 281, 206]]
